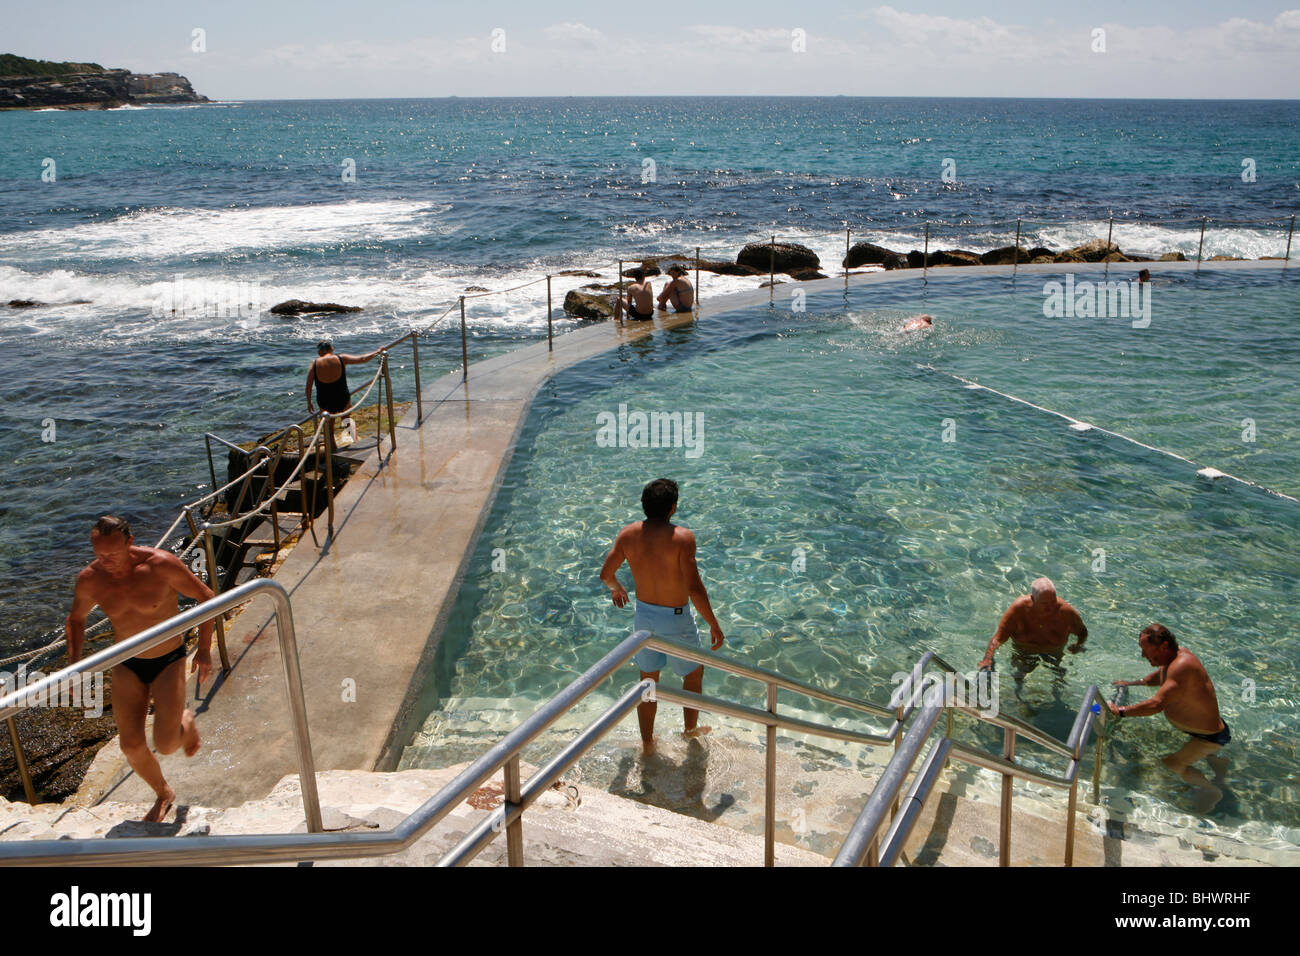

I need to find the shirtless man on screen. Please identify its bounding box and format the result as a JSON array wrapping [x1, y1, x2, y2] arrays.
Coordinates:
[[600, 478, 725, 754], [613, 268, 655, 322], [1109, 623, 1230, 812], [656, 264, 695, 313], [978, 578, 1087, 698], [903, 313, 934, 332], [65, 516, 214, 822]]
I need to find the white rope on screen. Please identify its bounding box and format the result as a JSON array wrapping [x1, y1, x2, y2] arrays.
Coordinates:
[[919, 364, 1299, 504]]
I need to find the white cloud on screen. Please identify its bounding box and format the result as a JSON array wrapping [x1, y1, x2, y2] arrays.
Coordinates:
[[543, 23, 605, 47]]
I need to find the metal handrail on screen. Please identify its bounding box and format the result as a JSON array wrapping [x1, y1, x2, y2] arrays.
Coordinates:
[[0, 628, 899, 867], [833, 652, 1113, 868], [0, 579, 322, 838]]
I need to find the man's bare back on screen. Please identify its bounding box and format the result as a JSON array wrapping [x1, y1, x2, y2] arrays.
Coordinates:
[[612, 520, 693, 607]]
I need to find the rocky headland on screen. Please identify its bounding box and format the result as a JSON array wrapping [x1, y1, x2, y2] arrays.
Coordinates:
[[0, 54, 209, 110]]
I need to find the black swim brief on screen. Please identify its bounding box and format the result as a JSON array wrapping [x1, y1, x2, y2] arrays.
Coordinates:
[[1187, 720, 1231, 746], [626, 306, 654, 320], [120, 644, 187, 685]]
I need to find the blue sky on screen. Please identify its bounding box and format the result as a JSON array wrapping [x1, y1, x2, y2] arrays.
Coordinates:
[[6, 1, 1300, 98]]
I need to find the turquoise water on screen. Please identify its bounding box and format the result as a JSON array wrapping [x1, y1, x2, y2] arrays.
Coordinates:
[[406, 267, 1300, 851]]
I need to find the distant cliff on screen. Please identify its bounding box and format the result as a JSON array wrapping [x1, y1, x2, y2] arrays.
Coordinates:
[[0, 54, 209, 109]]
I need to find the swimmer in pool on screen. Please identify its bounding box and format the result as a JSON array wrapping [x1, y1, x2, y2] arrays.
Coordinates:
[[599, 478, 725, 755], [903, 314, 933, 332], [978, 578, 1087, 700], [1108, 623, 1230, 812]]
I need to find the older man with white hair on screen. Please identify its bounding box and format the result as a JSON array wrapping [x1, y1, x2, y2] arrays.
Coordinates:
[[978, 578, 1088, 698]]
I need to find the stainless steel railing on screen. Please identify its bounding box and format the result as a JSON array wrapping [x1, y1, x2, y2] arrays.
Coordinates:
[[0, 579, 323, 837], [832, 654, 1113, 868], [0, 627, 900, 867]]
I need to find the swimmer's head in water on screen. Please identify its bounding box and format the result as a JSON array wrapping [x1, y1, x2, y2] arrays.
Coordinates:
[[1030, 577, 1057, 606], [1139, 623, 1179, 661], [642, 478, 678, 521], [317, 339, 333, 354]]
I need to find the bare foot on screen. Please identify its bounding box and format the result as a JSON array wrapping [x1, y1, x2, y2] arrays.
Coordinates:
[[143, 786, 175, 823], [641, 737, 658, 756], [181, 709, 201, 757], [1193, 784, 1224, 814], [682, 725, 712, 739]]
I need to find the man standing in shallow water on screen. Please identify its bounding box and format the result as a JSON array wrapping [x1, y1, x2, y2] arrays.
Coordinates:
[[1109, 623, 1230, 812], [600, 479, 725, 754], [65, 516, 213, 822], [978, 577, 1088, 699]]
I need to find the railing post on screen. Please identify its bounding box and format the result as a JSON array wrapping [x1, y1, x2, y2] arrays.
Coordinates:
[[546, 275, 553, 351], [617, 260, 624, 323], [6, 717, 37, 804], [1285, 215, 1295, 265], [410, 333, 424, 426], [201, 523, 232, 674], [1091, 708, 1106, 804], [1065, 775, 1079, 867], [1197, 216, 1207, 271], [922, 222, 930, 282], [845, 225, 851, 287], [769, 235, 775, 300], [695, 246, 701, 309], [459, 297, 468, 382], [383, 354, 397, 455], [999, 727, 1015, 867], [1013, 219, 1022, 274], [270, 497, 281, 555], [323, 416, 336, 537], [504, 755, 524, 866], [1104, 216, 1114, 275], [764, 682, 777, 868]]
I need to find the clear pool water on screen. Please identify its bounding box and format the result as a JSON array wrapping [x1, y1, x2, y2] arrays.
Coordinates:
[[403, 267, 1300, 855]]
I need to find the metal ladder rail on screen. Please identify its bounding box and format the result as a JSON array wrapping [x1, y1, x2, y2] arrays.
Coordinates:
[[834, 662, 1111, 867]]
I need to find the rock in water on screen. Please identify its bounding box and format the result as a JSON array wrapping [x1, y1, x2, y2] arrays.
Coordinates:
[[842, 241, 901, 269], [563, 289, 617, 320], [269, 300, 363, 316], [1062, 239, 1122, 262], [737, 241, 820, 274]]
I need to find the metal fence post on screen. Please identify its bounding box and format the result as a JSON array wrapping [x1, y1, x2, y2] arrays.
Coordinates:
[[1285, 215, 1295, 265], [769, 235, 775, 299], [546, 275, 553, 351], [459, 297, 468, 381], [201, 523, 232, 673], [1000, 728, 1015, 867], [411, 333, 424, 426], [1105, 216, 1114, 275], [765, 682, 777, 868], [845, 226, 851, 286], [504, 755, 524, 866], [923, 222, 930, 281], [1197, 216, 1207, 271], [695, 246, 701, 308], [618, 260, 624, 323], [1013, 219, 1022, 273], [383, 354, 397, 455], [6, 717, 37, 803], [323, 417, 336, 537]]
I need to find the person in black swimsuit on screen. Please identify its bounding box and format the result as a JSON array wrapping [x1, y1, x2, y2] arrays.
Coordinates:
[[305, 339, 383, 443]]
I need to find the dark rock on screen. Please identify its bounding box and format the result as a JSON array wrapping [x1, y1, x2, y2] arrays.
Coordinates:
[[759, 279, 786, 288], [882, 254, 909, 270], [789, 267, 829, 281], [905, 249, 980, 267], [737, 241, 820, 274], [555, 270, 602, 278], [464, 286, 488, 293], [696, 259, 764, 276], [979, 246, 1032, 266], [1102, 252, 1131, 262], [1054, 251, 1087, 263], [1208, 255, 1244, 261], [1030, 255, 1055, 264], [563, 288, 617, 320], [1025, 247, 1055, 261], [7, 299, 43, 308], [1159, 252, 1187, 261], [269, 300, 363, 316], [842, 241, 900, 269], [1062, 239, 1121, 262]]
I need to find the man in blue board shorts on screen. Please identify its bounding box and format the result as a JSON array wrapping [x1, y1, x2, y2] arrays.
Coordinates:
[[600, 478, 725, 754]]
